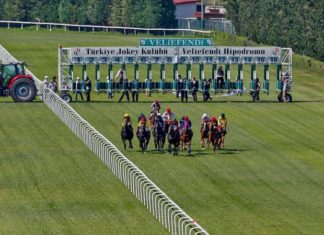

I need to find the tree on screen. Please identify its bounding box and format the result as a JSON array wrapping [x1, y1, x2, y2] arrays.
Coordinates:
[[87, 0, 109, 25]]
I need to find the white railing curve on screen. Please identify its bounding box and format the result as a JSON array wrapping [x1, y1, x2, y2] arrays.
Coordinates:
[[0, 20, 212, 36], [0, 44, 209, 235]]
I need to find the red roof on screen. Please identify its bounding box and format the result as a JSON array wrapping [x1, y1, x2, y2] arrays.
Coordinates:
[[173, 0, 197, 4]]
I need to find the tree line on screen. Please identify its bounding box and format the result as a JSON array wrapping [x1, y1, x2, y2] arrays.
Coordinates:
[[226, 0, 324, 61], [0, 0, 176, 28]]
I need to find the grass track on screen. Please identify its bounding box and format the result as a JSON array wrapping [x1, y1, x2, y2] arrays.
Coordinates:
[[0, 103, 167, 234], [0, 28, 324, 234], [72, 101, 324, 235]]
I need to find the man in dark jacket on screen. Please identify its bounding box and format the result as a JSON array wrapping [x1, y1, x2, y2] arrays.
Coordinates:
[[85, 76, 92, 102], [118, 77, 130, 102]]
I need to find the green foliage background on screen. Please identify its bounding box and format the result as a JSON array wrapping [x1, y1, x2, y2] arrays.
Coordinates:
[[226, 0, 324, 61], [0, 0, 176, 28]]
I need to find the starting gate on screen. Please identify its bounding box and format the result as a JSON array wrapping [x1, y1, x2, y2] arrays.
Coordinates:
[[58, 38, 293, 102]]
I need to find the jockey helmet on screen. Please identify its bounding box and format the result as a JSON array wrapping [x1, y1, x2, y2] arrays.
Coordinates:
[[221, 113, 225, 118], [166, 107, 171, 112], [154, 99, 159, 103], [124, 113, 130, 118], [202, 113, 208, 119], [211, 116, 216, 122], [183, 115, 189, 121]]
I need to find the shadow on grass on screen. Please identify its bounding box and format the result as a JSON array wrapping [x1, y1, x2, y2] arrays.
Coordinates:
[[217, 148, 249, 155], [131, 148, 211, 158]]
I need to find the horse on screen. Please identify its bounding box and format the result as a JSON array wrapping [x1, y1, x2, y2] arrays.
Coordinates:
[[162, 121, 171, 149], [200, 122, 210, 150], [180, 127, 193, 154], [209, 125, 223, 153], [153, 121, 165, 151], [167, 125, 180, 155], [121, 124, 134, 150], [137, 125, 151, 153]]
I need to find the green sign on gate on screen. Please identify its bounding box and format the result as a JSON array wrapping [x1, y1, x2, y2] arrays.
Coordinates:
[[140, 38, 213, 47]]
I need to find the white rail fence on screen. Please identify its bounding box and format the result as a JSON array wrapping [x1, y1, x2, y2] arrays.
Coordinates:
[[0, 20, 212, 36], [0, 44, 209, 235]]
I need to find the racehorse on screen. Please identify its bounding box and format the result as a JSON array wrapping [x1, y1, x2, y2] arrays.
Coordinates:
[[209, 125, 223, 153], [167, 125, 180, 155], [137, 125, 151, 153], [200, 122, 210, 150], [180, 127, 193, 154], [121, 124, 134, 150], [153, 121, 165, 151]]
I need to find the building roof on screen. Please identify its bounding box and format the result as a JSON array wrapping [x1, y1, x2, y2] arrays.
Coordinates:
[[173, 0, 197, 5]]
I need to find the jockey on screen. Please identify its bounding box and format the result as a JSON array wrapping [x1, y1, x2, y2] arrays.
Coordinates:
[[136, 116, 147, 134], [138, 116, 147, 127], [218, 113, 227, 133], [209, 116, 218, 129], [122, 113, 132, 128], [179, 115, 192, 130], [154, 113, 164, 128], [137, 112, 146, 123], [150, 99, 160, 113], [201, 113, 210, 126], [171, 118, 179, 131], [218, 113, 227, 147], [162, 107, 175, 125]]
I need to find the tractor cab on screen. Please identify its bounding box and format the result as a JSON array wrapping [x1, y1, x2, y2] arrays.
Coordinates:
[[0, 62, 37, 102], [0, 62, 26, 88]]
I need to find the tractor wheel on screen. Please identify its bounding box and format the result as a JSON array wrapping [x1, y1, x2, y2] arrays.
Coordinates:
[[10, 78, 37, 102], [59, 92, 72, 103]]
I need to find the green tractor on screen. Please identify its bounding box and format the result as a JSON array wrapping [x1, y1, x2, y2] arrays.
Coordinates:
[[0, 62, 37, 102]]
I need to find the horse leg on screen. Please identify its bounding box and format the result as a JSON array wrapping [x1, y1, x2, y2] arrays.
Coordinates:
[[122, 137, 127, 150], [129, 139, 133, 149], [201, 137, 205, 150]]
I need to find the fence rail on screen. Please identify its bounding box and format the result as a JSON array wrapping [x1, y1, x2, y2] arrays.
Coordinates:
[[0, 44, 209, 235], [0, 20, 212, 36]]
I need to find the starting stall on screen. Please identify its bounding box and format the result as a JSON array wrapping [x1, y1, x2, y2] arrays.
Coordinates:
[[58, 38, 293, 102]]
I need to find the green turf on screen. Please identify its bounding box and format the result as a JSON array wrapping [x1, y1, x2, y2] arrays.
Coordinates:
[[0, 103, 167, 235], [1, 28, 324, 234]]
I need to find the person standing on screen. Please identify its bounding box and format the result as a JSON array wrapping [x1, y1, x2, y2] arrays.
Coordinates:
[[252, 77, 261, 102], [131, 78, 139, 102], [181, 77, 189, 102], [176, 75, 182, 99], [118, 77, 130, 102], [115, 68, 124, 85], [191, 77, 199, 102], [85, 76, 92, 102], [217, 66, 224, 89], [49, 76, 57, 92], [75, 77, 84, 101], [43, 75, 49, 89]]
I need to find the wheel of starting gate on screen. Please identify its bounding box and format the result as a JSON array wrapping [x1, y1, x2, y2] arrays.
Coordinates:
[[277, 92, 292, 103], [60, 91, 72, 103]]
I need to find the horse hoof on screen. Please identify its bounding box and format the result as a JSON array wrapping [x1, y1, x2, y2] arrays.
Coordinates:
[[202, 147, 205, 151]]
